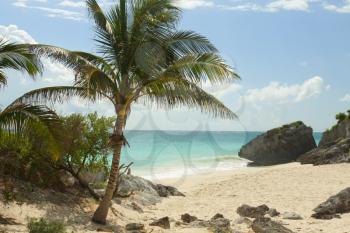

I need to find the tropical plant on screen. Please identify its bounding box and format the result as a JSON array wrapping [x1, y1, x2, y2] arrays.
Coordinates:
[[16, 0, 240, 224], [0, 39, 42, 87], [27, 218, 66, 233], [335, 112, 347, 123]]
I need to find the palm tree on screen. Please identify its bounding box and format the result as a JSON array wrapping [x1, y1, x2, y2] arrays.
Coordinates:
[[16, 0, 240, 224], [0, 39, 42, 87]]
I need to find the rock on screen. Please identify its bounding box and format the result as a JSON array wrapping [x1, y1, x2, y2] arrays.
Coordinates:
[[59, 171, 75, 188], [319, 119, 350, 146], [209, 216, 232, 233], [97, 227, 113, 232], [252, 218, 295, 233], [312, 187, 350, 219], [233, 217, 253, 226], [149, 217, 170, 229], [298, 138, 350, 165], [281, 212, 303, 220], [237, 204, 269, 218], [125, 223, 144, 231], [117, 175, 184, 206], [211, 213, 225, 220], [181, 213, 198, 223], [153, 184, 185, 197], [267, 208, 280, 217], [130, 202, 143, 213], [239, 122, 316, 166]]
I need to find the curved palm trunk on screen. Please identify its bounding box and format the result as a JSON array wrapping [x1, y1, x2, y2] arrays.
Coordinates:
[[92, 111, 125, 224]]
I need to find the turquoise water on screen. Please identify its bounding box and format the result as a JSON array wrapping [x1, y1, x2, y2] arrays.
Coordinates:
[[120, 131, 322, 180]]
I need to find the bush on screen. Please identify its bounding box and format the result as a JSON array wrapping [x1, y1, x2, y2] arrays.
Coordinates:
[[335, 112, 347, 123], [27, 218, 66, 233]]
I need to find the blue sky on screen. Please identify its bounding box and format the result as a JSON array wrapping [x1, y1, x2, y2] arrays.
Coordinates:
[[0, 0, 350, 132]]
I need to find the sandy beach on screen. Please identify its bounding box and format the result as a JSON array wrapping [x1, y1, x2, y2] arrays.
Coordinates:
[[1, 162, 350, 233]]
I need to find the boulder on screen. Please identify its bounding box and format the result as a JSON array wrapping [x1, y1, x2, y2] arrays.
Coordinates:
[[116, 175, 184, 206], [149, 217, 170, 229], [298, 138, 350, 165], [239, 122, 316, 166], [319, 119, 350, 146], [153, 184, 185, 197], [312, 187, 350, 219], [281, 212, 303, 220], [181, 213, 198, 223], [237, 204, 269, 218], [252, 218, 295, 233]]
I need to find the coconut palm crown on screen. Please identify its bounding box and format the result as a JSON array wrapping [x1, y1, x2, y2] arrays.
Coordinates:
[[15, 0, 240, 224]]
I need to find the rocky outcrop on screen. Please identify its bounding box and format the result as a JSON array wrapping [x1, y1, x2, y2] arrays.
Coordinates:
[[116, 175, 184, 206], [237, 204, 269, 218], [252, 218, 295, 233], [312, 187, 350, 219], [239, 122, 316, 166], [298, 138, 350, 165], [319, 119, 350, 146]]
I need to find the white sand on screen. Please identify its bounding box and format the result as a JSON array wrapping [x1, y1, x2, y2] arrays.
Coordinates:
[[1, 163, 350, 233], [145, 163, 350, 233]]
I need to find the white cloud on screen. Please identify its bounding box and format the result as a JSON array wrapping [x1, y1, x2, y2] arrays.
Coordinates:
[[324, 0, 350, 13], [173, 0, 214, 9], [0, 25, 74, 84], [202, 80, 242, 98], [13, 0, 84, 20], [266, 0, 310, 12], [58, 0, 85, 8], [241, 76, 326, 104], [340, 94, 350, 102]]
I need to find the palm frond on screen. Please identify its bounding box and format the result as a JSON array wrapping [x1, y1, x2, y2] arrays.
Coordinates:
[[0, 40, 42, 85], [0, 103, 61, 135], [158, 53, 239, 84], [139, 77, 237, 120]]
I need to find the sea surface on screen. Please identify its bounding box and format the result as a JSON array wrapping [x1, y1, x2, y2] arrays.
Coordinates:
[[120, 131, 322, 181]]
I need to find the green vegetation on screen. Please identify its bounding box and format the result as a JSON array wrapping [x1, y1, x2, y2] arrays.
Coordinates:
[[0, 112, 114, 197], [14, 0, 239, 224], [27, 218, 66, 233], [0, 39, 42, 87], [335, 112, 347, 123]]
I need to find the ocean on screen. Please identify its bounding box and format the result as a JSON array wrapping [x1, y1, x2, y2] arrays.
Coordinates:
[[120, 131, 322, 182]]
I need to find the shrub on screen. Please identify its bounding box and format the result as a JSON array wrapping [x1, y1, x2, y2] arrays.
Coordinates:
[[335, 112, 347, 123], [27, 218, 66, 233]]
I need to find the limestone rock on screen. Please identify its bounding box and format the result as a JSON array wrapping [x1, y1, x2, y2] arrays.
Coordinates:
[[237, 204, 269, 218], [149, 217, 170, 229], [298, 138, 350, 165], [252, 218, 295, 233], [312, 187, 350, 219], [239, 122, 316, 166]]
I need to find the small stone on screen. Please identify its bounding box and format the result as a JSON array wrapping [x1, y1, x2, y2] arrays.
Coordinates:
[[210, 213, 225, 221], [130, 202, 143, 213], [125, 223, 144, 231], [149, 217, 170, 229], [181, 213, 198, 223], [282, 212, 303, 220], [237, 204, 269, 218]]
